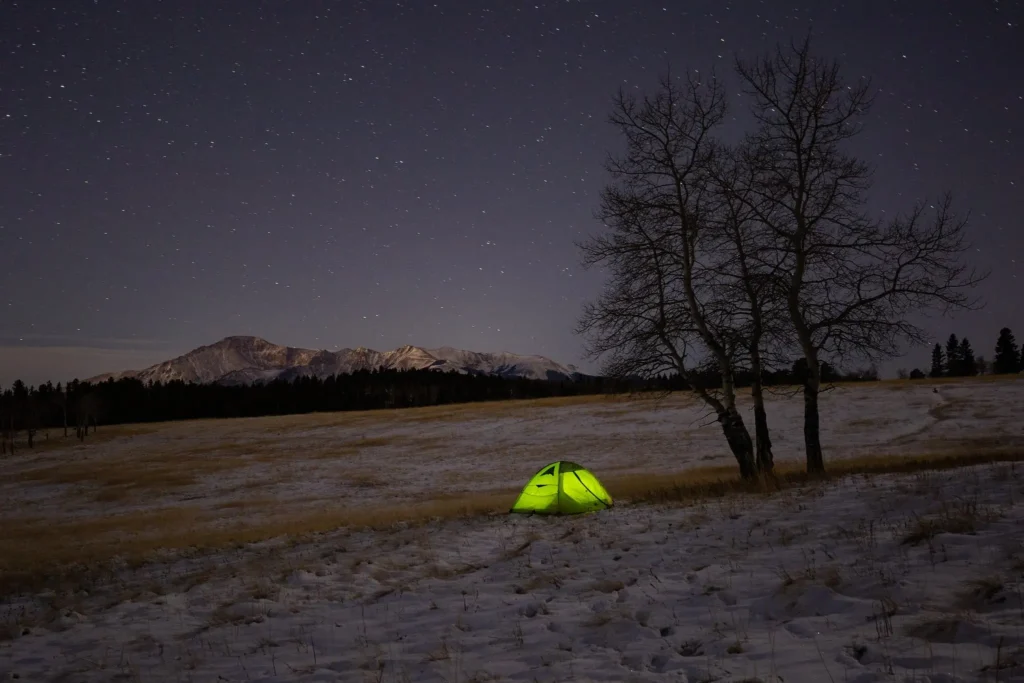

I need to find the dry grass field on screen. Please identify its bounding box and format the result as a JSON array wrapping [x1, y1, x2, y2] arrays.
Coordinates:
[[1, 377, 1021, 592], [2, 376, 1024, 682]]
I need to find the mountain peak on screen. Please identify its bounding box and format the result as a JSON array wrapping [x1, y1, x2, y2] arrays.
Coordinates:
[[214, 335, 274, 347]]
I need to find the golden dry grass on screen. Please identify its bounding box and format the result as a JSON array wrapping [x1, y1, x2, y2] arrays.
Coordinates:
[[15, 450, 247, 491], [6, 431, 426, 506], [616, 448, 1024, 506], [0, 393, 646, 452], [916, 434, 1020, 453], [175, 438, 282, 457], [242, 393, 635, 432], [246, 434, 419, 463], [250, 435, 458, 475], [2, 421, 165, 454], [2, 445, 1022, 598], [0, 491, 515, 596], [212, 496, 281, 510]]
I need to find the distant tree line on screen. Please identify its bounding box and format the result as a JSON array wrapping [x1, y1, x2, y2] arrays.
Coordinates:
[[653, 358, 879, 391], [0, 359, 882, 453], [0, 369, 610, 452], [896, 327, 1024, 380]]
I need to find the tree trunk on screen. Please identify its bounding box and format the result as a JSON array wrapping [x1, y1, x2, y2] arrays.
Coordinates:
[[717, 369, 757, 478], [789, 257, 825, 473], [803, 364, 824, 474], [716, 361, 759, 478], [719, 406, 757, 480], [747, 342, 774, 474], [751, 381, 774, 474], [689, 381, 757, 480], [663, 336, 758, 481]]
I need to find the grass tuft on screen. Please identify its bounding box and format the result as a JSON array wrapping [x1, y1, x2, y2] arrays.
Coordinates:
[[900, 498, 993, 545]]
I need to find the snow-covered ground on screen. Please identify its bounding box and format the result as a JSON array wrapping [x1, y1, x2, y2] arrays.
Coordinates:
[[4, 461, 1024, 682], [2, 378, 1023, 681]]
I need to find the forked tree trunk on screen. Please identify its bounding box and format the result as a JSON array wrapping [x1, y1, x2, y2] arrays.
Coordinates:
[[719, 407, 757, 479], [689, 377, 757, 480], [717, 363, 758, 480]]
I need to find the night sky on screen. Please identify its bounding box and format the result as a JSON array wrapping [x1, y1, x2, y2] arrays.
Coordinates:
[[1, 1, 1021, 387]]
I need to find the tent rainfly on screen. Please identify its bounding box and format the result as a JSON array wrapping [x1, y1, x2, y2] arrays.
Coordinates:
[[509, 460, 612, 514]]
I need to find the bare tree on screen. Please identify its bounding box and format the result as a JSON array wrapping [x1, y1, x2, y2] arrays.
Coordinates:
[[734, 35, 986, 472], [702, 148, 793, 473], [577, 72, 769, 479]]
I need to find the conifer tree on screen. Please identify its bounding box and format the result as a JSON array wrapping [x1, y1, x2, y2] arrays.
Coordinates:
[[959, 338, 977, 376], [945, 334, 960, 377], [993, 328, 1020, 374], [930, 343, 945, 378]]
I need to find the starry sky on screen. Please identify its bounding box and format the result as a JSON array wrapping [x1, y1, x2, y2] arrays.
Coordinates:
[[1, 0, 1021, 387]]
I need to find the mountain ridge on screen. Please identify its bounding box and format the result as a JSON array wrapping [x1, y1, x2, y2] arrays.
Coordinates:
[[85, 336, 581, 385]]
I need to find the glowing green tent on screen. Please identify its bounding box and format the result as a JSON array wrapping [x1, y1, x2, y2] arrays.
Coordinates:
[[509, 461, 613, 514]]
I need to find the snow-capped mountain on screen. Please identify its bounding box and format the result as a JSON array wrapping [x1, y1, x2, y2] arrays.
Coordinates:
[[86, 336, 579, 385], [87, 336, 320, 385], [426, 346, 579, 381]]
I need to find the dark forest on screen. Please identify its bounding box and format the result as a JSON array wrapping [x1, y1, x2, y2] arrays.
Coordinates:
[[0, 361, 884, 451]]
